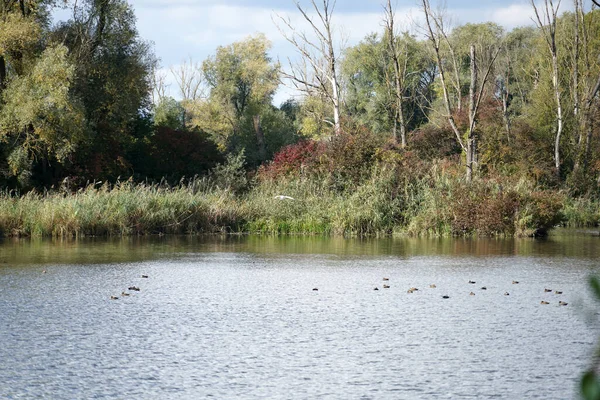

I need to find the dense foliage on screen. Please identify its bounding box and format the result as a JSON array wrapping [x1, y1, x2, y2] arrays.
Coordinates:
[[0, 0, 598, 237]]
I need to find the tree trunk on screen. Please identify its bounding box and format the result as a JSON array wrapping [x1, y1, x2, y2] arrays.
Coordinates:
[[329, 34, 341, 135], [421, 0, 465, 152], [385, 0, 407, 148], [467, 45, 477, 182], [253, 115, 267, 162], [552, 52, 563, 176]]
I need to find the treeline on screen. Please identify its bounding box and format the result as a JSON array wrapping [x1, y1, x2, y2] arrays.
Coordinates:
[[0, 0, 598, 235]]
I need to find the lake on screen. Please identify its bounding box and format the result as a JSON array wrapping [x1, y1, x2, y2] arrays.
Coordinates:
[[0, 231, 599, 399]]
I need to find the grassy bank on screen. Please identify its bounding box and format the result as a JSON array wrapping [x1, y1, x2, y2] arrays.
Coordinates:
[[1, 163, 594, 238]]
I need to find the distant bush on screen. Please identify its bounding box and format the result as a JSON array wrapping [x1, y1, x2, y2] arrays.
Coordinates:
[[138, 127, 223, 182]]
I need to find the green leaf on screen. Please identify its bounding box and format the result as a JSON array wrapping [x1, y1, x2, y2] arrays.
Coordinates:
[[590, 276, 600, 302], [581, 371, 600, 400]]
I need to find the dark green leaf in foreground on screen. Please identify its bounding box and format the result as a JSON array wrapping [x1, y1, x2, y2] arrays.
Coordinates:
[[581, 371, 600, 400], [590, 276, 600, 302]]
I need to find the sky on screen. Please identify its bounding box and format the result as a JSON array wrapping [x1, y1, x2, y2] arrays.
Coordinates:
[[59, 0, 576, 106]]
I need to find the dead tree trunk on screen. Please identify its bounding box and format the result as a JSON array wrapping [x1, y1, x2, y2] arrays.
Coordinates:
[[275, 0, 342, 136], [384, 0, 407, 148], [531, 0, 563, 178], [467, 45, 477, 182]]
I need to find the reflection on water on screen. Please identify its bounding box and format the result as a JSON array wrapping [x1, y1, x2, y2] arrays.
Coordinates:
[[0, 229, 598, 399], [1, 228, 599, 265]]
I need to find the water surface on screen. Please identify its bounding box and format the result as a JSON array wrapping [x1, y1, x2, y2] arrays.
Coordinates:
[[0, 231, 598, 399]]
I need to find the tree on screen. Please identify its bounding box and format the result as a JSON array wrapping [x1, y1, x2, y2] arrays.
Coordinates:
[[0, 1, 86, 187], [421, 0, 500, 181], [383, 0, 408, 147], [342, 32, 433, 140], [53, 0, 156, 181], [530, 0, 564, 177], [275, 0, 342, 136], [170, 57, 204, 127], [194, 34, 280, 164]]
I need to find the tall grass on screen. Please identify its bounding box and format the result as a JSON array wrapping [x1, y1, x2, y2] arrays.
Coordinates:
[[0, 181, 245, 237], [0, 163, 579, 238]]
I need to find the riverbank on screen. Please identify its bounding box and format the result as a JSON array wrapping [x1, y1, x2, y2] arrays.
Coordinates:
[[1, 168, 597, 238]]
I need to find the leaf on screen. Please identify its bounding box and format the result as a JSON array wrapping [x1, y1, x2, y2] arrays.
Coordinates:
[[581, 371, 600, 400], [590, 276, 600, 302]]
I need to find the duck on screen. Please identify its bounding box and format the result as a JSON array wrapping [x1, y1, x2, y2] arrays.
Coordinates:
[[469, 292, 475, 296], [429, 284, 436, 289], [469, 280, 476, 284], [559, 301, 568, 306], [555, 290, 563, 295], [544, 288, 552, 292], [540, 301, 550, 305], [128, 286, 140, 291], [383, 284, 390, 289], [512, 281, 519, 284], [110, 296, 119, 300]]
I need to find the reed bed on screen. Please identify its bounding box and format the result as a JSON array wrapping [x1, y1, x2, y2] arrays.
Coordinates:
[[0, 165, 590, 238]]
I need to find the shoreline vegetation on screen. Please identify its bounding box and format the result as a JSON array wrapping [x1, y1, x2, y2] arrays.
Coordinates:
[[1, 145, 597, 239]]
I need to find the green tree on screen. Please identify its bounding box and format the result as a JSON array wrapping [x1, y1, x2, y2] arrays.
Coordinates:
[[153, 97, 185, 131], [53, 0, 156, 181], [0, 1, 85, 187], [194, 34, 281, 165], [342, 32, 433, 141]]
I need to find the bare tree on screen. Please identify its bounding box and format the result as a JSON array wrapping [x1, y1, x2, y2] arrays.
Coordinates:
[[383, 0, 408, 147], [152, 67, 168, 105], [421, 0, 500, 181], [275, 0, 342, 135], [530, 0, 563, 177], [170, 57, 205, 127], [170, 57, 205, 102]]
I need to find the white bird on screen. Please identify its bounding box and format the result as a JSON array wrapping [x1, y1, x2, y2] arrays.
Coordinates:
[[274, 195, 295, 200]]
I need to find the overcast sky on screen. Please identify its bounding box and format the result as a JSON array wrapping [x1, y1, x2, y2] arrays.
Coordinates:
[[73, 0, 576, 106]]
